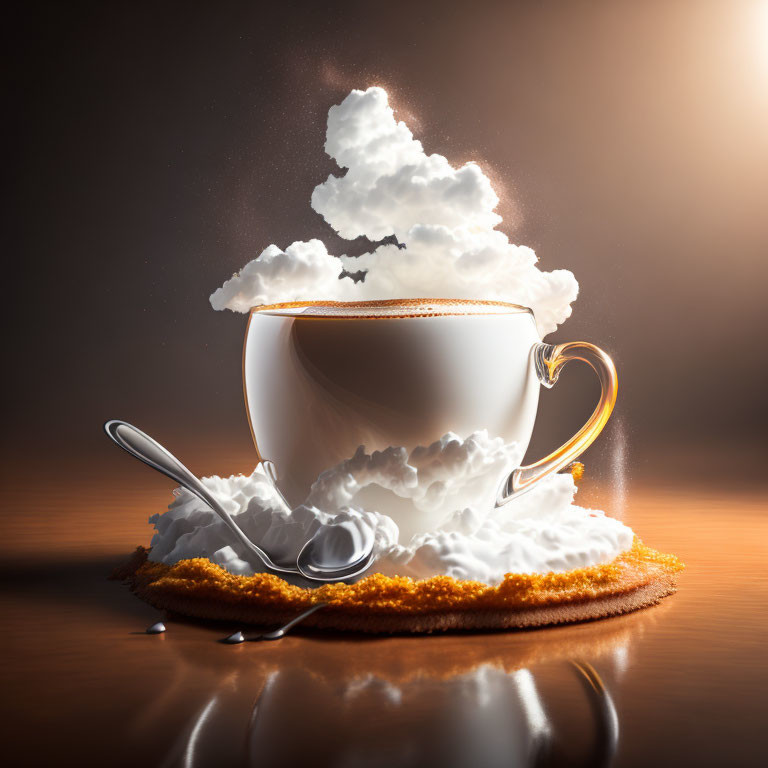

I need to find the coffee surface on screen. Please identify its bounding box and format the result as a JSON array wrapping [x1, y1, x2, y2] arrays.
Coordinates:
[[258, 298, 534, 319]]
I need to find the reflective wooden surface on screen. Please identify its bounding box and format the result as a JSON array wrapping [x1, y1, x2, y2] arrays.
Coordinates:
[[1, 470, 766, 767]]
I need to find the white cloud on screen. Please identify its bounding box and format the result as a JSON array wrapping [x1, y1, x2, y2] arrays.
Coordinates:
[[147, 434, 633, 584], [312, 87, 501, 239], [209, 239, 352, 312], [210, 86, 578, 337]]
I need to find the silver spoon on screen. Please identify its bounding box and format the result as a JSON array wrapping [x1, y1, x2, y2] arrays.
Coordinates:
[[223, 602, 328, 643], [104, 420, 375, 583]]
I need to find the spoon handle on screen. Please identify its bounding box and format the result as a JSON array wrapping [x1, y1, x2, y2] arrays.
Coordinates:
[[103, 420, 298, 576], [276, 602, 328, 634]]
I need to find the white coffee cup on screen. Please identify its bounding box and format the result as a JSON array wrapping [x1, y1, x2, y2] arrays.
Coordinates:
[[243, 299, 617, 510]]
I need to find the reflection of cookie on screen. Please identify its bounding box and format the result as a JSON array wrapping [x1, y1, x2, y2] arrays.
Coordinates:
[[115, 538, 683, 634]]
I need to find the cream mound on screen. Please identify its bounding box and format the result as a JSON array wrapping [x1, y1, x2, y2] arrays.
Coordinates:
[[209, 87, 578, 338], [148, 432, 633, 586]]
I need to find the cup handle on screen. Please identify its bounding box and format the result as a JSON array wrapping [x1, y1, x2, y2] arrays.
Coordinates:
[[496, 341, 618, 507]]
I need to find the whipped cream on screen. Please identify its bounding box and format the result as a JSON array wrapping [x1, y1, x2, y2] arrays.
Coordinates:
[[148, 432, 633, 585], [210, 87, 578, 337]]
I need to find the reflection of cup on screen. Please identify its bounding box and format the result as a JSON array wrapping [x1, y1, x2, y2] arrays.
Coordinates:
[[243, 299, 617, 510], [155, 610, 651, 767], [168, 662, 619, 768]]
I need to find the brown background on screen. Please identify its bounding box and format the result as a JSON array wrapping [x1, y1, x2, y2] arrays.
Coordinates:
[[3, 4, 768, 766], [4, 0, 768, 519]]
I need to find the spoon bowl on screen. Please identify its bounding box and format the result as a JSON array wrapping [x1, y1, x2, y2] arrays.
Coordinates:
[[296, 526, 376, 581]]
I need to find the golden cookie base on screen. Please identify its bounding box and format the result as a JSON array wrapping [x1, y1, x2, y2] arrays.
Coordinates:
[[114, 538, 683, 634]]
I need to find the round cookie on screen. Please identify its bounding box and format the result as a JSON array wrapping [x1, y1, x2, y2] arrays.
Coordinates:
[[114, 539, 683, 634]]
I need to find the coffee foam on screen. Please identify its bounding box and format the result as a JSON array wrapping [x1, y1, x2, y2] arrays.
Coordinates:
[[210, 87, 578, 337], [147, 432, 633, 585], [258, 298, 533, 319]]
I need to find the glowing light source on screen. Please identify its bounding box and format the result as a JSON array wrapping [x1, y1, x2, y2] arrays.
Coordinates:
[[756, 1, 768, 72]]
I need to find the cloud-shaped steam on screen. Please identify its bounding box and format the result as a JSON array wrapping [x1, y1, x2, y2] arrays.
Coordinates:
[[313, 88, 501, 239], [210, 87, 578, 336]]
